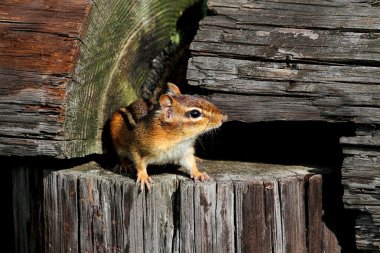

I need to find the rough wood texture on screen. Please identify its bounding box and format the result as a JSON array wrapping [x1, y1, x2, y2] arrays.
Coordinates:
[[186, 0, 380, 250], [341, 129, 380, 251], [0, 0, 198, 158], [43, 160, 340, 253], [187, 2, 380, 124]]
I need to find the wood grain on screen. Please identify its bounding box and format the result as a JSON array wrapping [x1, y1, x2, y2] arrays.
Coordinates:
[[207, 0, 380, 31], [42, 160, 339, 252], [0, 0, 90, 157]]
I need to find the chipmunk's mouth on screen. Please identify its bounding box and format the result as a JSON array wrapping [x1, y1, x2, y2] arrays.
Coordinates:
[[210, 120, 225, 130], [222, 113, 228, 122]]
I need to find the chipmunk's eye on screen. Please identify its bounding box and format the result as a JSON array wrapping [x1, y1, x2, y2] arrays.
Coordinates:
[[187, 109, 202, 118]]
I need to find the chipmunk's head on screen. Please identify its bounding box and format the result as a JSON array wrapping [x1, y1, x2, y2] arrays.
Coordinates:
[[158, 83, 228, 139]]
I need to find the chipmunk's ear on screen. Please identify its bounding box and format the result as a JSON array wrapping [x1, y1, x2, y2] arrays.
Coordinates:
[[159, 94, 173, 108], [167, 82, 181, 95], [159, 94, 174, 118]]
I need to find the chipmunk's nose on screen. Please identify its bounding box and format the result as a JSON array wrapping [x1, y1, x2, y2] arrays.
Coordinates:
[[221, 112, 228, 122]]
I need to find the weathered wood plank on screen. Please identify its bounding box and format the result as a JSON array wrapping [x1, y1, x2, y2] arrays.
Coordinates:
[[207, 93, 324, 122], [194, 181, 217, 253], [208, 0, 380, 31], [43, 169, 59, 253], [187, 56, 380, 123], [308, 175, 324, 253], [208, 92, 376, 124], [192, 17, 380, 64], [263, 180, 283, 253], [127, 180, 145, 253], [179, 180, 196, 253], [0, 0, 89, 157], [0, 1, 89, 73], [341, 131, 380, 147], [42, 160, 342, 252], [77, 176, 95, 252], [189, 54, 380, 83], [57, 173, 79, 252], [144, 176, 177, 253], [214, 175, 234, 253], [279, 176, 307, 253], [236, 179, 271, 253], [0, 0, 88, 157]]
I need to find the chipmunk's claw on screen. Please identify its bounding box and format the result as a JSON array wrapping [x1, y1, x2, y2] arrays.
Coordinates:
[[114, 161, 134, 176], [191, 171, 210, 182], [136, 173, 154, 192]]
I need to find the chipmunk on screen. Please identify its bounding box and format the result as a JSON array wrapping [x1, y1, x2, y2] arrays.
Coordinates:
[[110, 82, 227, 191]]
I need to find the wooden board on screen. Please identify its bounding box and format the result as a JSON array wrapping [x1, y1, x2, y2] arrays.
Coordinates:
[[0, 0, 198, 158], [42, 160, 340, 253], [207, 0, 380, 31]]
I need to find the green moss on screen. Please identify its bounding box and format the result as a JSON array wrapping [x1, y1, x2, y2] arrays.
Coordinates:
[[170, 32, 181, 45]]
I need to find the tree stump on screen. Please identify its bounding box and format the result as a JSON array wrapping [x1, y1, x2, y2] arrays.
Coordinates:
[[43, 160, 340, 253]]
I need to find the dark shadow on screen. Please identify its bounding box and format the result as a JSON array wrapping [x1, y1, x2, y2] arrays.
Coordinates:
[[101, 118, 120, 170], [322, 171, 358, 252], [0, 163, 15, 253], [165, 1, 207, 90], [195, 121, 355, 168]]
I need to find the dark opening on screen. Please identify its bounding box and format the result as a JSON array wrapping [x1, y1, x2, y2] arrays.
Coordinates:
[[1, 165, 14, 253], [195, 120, 356, 168]]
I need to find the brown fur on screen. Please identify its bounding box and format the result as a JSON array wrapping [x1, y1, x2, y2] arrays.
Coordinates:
[[110, 83, 227, 191]]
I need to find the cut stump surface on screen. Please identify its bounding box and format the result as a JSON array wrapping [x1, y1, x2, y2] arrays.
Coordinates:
[[43, 160, 340, 253]]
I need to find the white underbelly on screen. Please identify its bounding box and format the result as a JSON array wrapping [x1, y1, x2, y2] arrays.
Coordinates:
[[147, 139, 194, 165]]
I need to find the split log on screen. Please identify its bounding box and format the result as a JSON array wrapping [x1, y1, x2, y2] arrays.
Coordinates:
[[43, 160, 340, 253], [0, 0, 198, 158]]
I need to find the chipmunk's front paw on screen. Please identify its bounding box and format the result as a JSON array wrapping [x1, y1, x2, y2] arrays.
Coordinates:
[[190, 171, 210, 182], [115, 164, 133, 175], [136, 172, 154, 192], [113, 158, 134, 175]]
